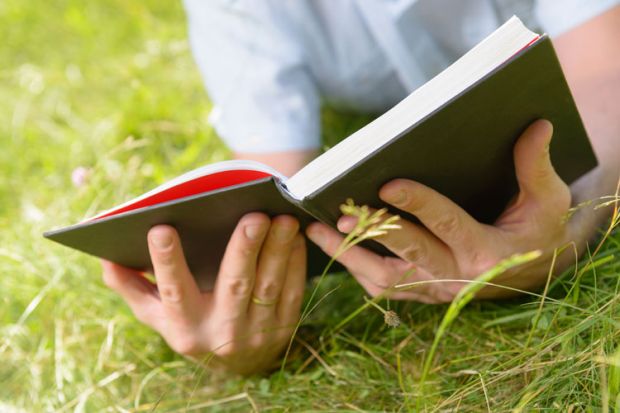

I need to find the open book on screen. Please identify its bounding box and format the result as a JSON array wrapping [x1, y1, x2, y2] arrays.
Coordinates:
[[45, 17, 597, 289]]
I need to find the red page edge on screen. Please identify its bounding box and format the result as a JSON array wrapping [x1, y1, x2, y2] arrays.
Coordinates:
[[89, 169, 273, 222]]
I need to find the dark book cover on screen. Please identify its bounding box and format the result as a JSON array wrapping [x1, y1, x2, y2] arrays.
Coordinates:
[[301, 36, 596, 231], [45, 36, 597, 288], [44, 178, 333, 290]]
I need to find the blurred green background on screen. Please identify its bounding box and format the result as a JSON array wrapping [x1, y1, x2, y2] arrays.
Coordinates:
[[2, 1, 620, 411]]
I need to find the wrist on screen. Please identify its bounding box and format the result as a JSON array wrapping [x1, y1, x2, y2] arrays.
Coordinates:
[[234, 149, 319, 177], [566, 165, 618, 252]]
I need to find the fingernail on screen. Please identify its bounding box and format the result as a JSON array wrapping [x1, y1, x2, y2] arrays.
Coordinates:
[[273, 224, 295, 242], [382, 188, 407, 205], [244, 224, 264, 240], [150, 230, 173, 249], [337, 216, 356, 233], [306, 226, 324, 245]]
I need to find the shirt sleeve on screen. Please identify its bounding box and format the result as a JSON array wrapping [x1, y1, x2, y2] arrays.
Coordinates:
[[183, 0, 320, 153], [534, 0, 620, 37]]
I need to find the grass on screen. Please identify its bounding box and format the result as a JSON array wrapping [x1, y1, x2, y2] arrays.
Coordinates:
[[1, 0, 620, 411]]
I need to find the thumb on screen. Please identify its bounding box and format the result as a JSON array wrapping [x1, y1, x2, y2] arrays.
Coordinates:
[[513, 120, 564, 197]]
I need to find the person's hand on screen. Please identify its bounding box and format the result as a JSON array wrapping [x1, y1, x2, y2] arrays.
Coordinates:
[[306, 120, 582, 303], [101, 213, 306, 374]]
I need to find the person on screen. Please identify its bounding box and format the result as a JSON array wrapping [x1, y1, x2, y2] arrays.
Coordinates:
[[102, 1, 620, 374]]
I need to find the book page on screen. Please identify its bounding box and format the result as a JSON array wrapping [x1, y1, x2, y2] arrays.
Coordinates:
[[286, 16, 539, 200], [87, 160, 286, 221]]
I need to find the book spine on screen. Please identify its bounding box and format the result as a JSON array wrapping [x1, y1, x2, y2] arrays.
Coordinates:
[[300, 198, 340, 228], [275, 180, 337, 227], [274, 180, 348, 274]]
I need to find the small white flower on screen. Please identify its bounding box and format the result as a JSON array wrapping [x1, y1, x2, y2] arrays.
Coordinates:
[[71, 166, 91, 188]]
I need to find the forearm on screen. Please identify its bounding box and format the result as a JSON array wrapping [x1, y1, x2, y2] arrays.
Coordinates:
[[554, 6, 620, 243], [234, 148, 319, 177], [554, 6, 620, 179]]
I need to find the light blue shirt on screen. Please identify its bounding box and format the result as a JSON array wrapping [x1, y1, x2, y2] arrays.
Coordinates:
[[184, 0, 619, 154]]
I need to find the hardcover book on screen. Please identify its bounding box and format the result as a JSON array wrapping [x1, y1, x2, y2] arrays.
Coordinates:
[[44, 17, 597, 290]]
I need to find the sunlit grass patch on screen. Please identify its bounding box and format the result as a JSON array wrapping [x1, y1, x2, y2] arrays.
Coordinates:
[[2, 0, 620, 411]]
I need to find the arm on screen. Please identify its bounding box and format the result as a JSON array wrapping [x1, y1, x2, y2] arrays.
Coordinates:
[[554, 5, 620, 239], [184, 0, 321, 176], [234, 148, 319, 177], [306, 6, 620, 302]]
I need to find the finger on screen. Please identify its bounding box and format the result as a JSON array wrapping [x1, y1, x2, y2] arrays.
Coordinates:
[[385, 262, 460, 303], [307, 222, 430, 294], [306, 222, 389, 280], [379, 179, 484, 254], [249, 215, 300, 321], [212, 212, 270, 321], [277, 234, 307, 327], [101, 260, 162, 329], [148, 225, 202, 325], [352, 268, 440, 303], [513, 119, 571, 212], [307, 224, 446, 303], [337, 212, 455, 273], [340, 254, 442, 303]]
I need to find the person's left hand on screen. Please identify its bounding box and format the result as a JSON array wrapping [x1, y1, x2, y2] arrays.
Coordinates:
[[306, 120, 581, 303], [101, 213, 306, 374]]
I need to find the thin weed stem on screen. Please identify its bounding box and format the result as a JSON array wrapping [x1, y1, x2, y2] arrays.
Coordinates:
[[416, 251, 542, 410], [279, 199, 401, 377]]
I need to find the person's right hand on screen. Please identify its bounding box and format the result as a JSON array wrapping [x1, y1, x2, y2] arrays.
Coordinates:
[[101, 213, 306, 375]]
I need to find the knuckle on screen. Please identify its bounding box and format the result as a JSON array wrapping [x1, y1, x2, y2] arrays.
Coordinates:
[[402, 183, 432, 210], [401, 242, 427, 263], [467, 248, 487, 268], [534, 163, 555, 182], [255, 281, 279, 300], [378, 260, 403, 287], [158, 283, 184, 303], [468, 251, 498, 276], [227, 278, 253, 297], [400, 192, 422, 212], [434, 214, 461, 236], [374, 273, 393, 290]]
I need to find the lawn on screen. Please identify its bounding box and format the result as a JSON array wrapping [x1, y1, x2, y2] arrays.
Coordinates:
[[1, 1, 619, 411]]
